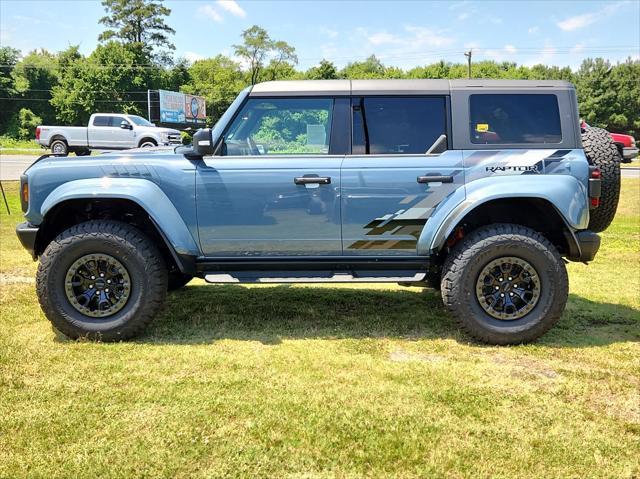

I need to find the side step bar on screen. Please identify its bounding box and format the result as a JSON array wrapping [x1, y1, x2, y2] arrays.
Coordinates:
[[204, 271, 427, 284]]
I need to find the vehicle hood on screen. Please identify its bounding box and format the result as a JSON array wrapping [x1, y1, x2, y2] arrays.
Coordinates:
[[138, 126, 181, 135]]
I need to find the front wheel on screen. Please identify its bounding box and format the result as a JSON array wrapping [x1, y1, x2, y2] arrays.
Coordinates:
[[36, 220, 168, 341], [441, 224, 568, 345]]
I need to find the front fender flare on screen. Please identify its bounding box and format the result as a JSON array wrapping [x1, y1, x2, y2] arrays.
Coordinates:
[[417, 174, 589, 255], [40, 178, 200, 257]]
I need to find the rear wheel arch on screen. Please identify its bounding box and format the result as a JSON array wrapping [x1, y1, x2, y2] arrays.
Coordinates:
[[437, 197, 576, 258], [34, 198, 194, 276]]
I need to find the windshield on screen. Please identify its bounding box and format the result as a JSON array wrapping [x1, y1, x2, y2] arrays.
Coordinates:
[[128, 115, 155, 127]]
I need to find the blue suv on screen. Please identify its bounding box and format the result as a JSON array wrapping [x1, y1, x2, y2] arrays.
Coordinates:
[[16, 79, 611, 344]]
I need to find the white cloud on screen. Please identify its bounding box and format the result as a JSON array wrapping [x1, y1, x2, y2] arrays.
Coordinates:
[[199, 5, 223, 22], [184, 51, 204, 63], [403, 26, 456, 48], [457, 12, 470, 21], [320, 27, 338, 39], [216, 0, 246, 18], [448, 1, 470, 10], [524, 40, 558, 66], [483, 45, 518, 62], [570, 43, 586, 54], [528, 26, 539, 34], [367, 31, 397, 46], [557, 2, 623, 31]]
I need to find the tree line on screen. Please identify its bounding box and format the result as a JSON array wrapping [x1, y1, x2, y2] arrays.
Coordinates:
[[1, 0, 638, 140]]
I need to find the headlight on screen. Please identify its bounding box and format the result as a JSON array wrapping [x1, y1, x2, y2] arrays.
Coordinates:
[[161, 133, 170, 142]]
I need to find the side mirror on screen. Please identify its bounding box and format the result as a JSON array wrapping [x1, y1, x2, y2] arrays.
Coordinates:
[[186, 128, 215, 158], [120, 121, 132, 130]]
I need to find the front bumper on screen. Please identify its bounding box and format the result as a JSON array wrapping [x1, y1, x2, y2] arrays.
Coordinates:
[[567, 230, 601, 263], [622, 146, 639, 161], [16, 222, 39, 259]]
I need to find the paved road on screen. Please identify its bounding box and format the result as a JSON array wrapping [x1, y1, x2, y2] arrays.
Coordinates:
[[1, 154, 639, 181], [0, 155, 36, 181]]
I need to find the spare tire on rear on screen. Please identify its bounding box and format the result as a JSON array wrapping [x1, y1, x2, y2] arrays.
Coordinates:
[[581, 126, 621, 232]]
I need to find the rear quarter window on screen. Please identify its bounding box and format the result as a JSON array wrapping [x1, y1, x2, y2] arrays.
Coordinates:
[[470, 94, 562, 144]]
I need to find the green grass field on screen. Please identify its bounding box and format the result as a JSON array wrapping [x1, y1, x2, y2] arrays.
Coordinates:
[[0, 180, 638, 478]]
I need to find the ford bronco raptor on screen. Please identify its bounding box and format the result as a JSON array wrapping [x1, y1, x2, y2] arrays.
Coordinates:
[[16, 79, 619, 344]]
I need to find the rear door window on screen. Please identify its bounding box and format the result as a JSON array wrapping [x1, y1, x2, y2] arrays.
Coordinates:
[[470, 94, 562, 144], [92, 116, 112, 127], [353, 97, 446, 155]]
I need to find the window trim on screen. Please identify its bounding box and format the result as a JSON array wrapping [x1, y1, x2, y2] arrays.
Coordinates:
[[215, 95, 338, 157], [468, 93, 563, 146], [349, 95, 450, 156]]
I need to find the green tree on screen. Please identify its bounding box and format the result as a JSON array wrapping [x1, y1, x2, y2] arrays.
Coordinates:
[[99, 0, 175, 57], [51, 42, 162, 125], [340, 55, 387, 79], [607, 58, 640, 135], [0, 47, 21, 133], [8, 108, 42, 140], [183, 55, 246, 122], [266, 40, 298, 80], [575, 58, 616, 130], [233, 25, 272, 85], [233, 26, 297, 84], [305, 60, 338, 80], [12, 49, 59, 125]]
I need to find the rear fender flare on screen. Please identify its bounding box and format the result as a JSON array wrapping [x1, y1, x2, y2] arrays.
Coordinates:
[[418, 174, 589, 255]]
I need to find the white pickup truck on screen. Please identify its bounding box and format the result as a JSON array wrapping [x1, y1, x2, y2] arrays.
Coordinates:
[[35, 113, 183, 156]]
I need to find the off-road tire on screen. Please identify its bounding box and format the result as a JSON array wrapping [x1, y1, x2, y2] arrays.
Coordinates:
[[581, 126, 621, 232], [441, 224, 568, 345], [50, 139, 68, 156], [36, 220, 168, 341], [168, 272, 193, 291]]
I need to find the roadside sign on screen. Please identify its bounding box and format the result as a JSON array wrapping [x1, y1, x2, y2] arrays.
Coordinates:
[[153, 90, 207, 127]]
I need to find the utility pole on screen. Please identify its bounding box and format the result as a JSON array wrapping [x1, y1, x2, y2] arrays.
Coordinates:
[[464, 50, 472, 78]]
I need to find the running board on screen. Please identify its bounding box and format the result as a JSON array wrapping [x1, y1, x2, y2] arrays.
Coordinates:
[[204, 271, 426, 284]]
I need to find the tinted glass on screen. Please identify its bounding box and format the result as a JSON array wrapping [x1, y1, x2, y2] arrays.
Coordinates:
[[111, 116, 126, 127], [223, 98, 333, 156], [93, 116, 112, 127], [128, 115, 154, 126], [357, 97, 446, 154], [470, 94, 562, 144]]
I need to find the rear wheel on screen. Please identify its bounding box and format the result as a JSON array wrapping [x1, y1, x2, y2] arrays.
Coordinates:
[[582, 126, 621, 232], [50, 139, 68, 156], [36, 220, 168, 341], [441, 224, 568, 345]]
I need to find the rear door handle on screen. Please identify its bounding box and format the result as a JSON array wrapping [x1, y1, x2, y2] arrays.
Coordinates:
[[417, 175, 454, 184], [294, 176, 331, 185]]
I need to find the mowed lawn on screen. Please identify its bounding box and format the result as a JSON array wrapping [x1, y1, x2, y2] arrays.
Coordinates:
[[0, 180, 638, 479]]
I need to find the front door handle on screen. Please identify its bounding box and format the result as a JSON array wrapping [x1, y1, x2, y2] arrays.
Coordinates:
[[294, 176, 331, 185], [417, 175, 454, 184]]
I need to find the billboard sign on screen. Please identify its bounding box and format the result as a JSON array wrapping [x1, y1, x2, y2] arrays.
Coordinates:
[[158, 90, 206, 125], [185, 94, 207, 123]]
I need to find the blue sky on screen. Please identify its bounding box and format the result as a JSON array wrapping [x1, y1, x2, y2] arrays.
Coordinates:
[[1, 0, 638, 70]]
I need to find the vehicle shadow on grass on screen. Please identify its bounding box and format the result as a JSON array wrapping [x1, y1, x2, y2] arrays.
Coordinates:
[[136, 284, 640, 348]]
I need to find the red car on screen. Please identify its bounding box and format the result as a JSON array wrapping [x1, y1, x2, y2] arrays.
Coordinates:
[[582, 121, 638, 162]]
